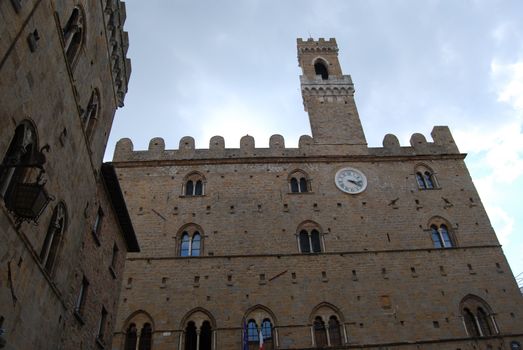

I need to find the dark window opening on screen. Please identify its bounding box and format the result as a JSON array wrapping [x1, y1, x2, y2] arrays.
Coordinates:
[[185, 321, 197, 350], [311, 229, 321, 253], [124, 323, 138, 350], [138, 323, 152, 350], [299, 230, 310, 253], [328, 316, 342, 346], [314, 316, 328, 347], [314, 61, 329, 80]]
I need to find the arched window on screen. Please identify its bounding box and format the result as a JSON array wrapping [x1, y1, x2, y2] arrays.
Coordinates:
[[184, 172, 205, 196], [138, 323, 152, 350], [124, 323, 138, 350], [182, 309, 215, 350], [460, 295, 498, 338], [314, 60, 329, 80], [179, 225, 204, 257], [430, 223, 454, 248], [83, 89, 99, 140], [289, 170, 310, 193], [123, 311, 154, 350], [297, 222, 323, 253], [0, 121, 38, 200], [40, 202, 67, 275], [243, 307, 276, 350], [328, 316, 342, 346], [310, 303, 346, 347], [62, 7, 84, 66], [313, 316, 328, 347], [415, 165, 438, 190]]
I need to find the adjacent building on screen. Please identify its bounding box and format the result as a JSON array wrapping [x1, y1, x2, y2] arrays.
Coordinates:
[[0, 0, 137, 349], [110, 39, 523, 349]]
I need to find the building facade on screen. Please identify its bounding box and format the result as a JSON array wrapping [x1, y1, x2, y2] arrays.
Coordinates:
[[111, 39, 523, 349], [0, 1, 138, 349]]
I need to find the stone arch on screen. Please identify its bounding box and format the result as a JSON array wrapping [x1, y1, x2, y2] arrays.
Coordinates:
[[308, 302, 345, 324], [179, 307, 216, 350], [122, 310, 155, 332], [426, 215, 457, 248], [309, 302, 346, 347], [459, 294, 494, 315], [182, 171, 206, 196], [121, 310, 155, 350], [459, 294, 498, 337], [176, 223, 205, 257], [313, 57, 329, 79], [288, 168, 311, 193], [180, 307, 216, 330], [414, 162, 438, 189], [243, 304, 278, 326]]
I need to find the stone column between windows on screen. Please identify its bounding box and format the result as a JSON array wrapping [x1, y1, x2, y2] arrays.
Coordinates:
[[473, 315, 483, 337], [491, 315, 499, 334], [459, 316, 468, 335], [310, 326, 315, 346], [325, 327, 331, 347], [342, 324, 348, 344], [196, 329, 200, 349], [274, 328, 279, 347]]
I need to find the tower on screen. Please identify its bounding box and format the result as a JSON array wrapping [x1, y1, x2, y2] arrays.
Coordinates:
[[298, 38, 367, 153]]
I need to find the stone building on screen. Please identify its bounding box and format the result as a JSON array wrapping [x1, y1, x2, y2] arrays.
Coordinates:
[[0, 0, 138, 349], [111, 39, 523, 349]]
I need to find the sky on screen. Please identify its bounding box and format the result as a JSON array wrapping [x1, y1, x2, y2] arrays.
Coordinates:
[[107, 0, 523, 284]]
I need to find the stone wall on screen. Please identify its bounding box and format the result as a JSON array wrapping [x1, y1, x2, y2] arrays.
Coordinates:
[[0, 0, 134, 349]]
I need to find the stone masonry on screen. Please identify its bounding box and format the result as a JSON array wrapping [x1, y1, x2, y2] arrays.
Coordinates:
[[111, 39, 523, 349], [0, 1, 137, 349]]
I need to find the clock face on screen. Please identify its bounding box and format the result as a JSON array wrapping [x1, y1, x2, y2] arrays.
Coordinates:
[[335, 167, 367, 194]]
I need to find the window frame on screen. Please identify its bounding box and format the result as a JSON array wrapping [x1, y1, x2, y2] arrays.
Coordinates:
[[428, 221, 456, 249], [182, 172, 206, 197], [288, 170, 311, 194], [74, 276, 89, 323], [414, 165, 439, 190], [40, 202, 67, 276], [62, 6, 85, 68], [297, 222, 324, 254], [460, 295, 499, 338], [178, 225, 204, 257]]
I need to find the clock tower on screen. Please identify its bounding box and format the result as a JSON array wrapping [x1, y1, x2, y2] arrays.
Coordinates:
[[298, 38, 367, 153]]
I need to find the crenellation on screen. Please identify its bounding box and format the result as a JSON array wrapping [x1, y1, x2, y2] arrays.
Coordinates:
[[113, 127, 461, 163], [269, 134, 285, 150]]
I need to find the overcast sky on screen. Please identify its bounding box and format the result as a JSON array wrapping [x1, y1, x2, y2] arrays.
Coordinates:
[[107, 0, 523, 282]]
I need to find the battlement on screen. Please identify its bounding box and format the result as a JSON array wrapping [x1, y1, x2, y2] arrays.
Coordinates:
[[112, 126, 461, 163], [297, 37, 339, 54], [105, 0, 132, 107]]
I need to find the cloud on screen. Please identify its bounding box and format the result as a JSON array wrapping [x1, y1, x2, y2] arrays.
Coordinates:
[[491, 60, 523, 110], [455, 58, 523, 247]]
